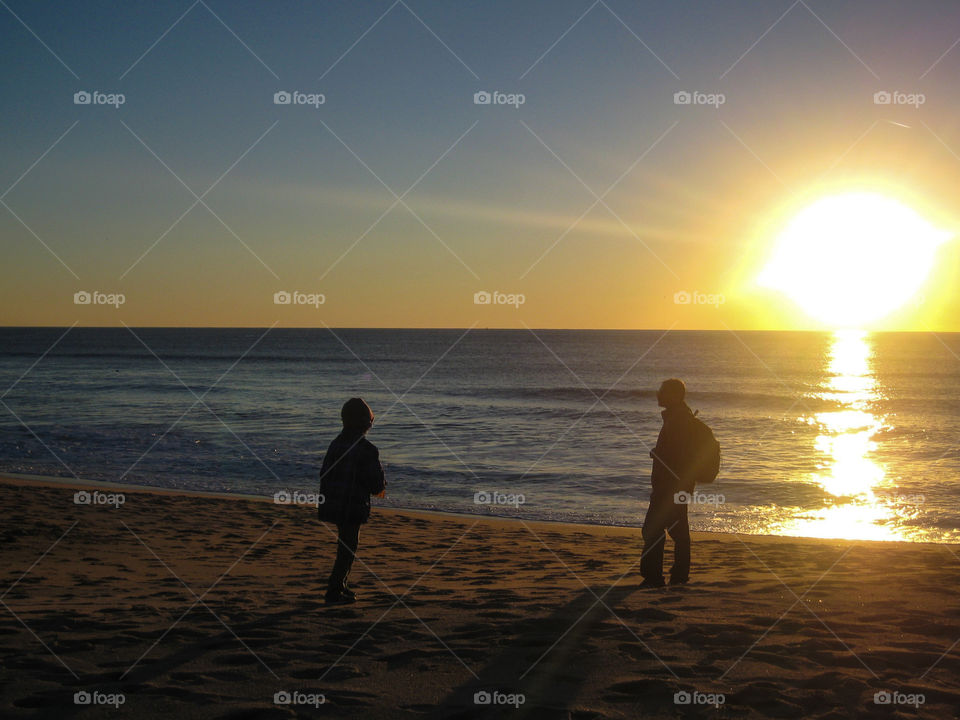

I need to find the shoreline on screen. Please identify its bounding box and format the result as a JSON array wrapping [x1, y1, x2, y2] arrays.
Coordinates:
[[1, 472, 950, 548]]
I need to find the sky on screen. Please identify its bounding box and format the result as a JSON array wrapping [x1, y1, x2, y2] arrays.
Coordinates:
[[2, 0, 960, 330]]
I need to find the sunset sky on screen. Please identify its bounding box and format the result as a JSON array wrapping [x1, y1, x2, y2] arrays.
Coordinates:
[[2, 0, 960, 330]]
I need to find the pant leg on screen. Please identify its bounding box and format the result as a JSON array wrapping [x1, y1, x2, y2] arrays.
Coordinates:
[[640, 488, 672, 581], [667, 500, 690, 582], [327, 523, 360, 595]]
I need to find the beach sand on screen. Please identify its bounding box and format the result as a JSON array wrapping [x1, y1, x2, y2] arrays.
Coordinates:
[[1, 475, 958, 719]]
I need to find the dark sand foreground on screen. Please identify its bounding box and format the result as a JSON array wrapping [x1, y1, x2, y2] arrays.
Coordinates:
[[1, 475, 959, 719]]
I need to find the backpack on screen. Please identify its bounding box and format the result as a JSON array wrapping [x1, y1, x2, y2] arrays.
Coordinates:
[[688, 412, 721, 485]]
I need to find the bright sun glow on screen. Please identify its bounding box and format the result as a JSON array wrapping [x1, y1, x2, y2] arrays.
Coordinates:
[[758, 192, 951, 328]]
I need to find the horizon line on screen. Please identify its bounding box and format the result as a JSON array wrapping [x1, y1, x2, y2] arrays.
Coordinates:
[[1, 325, 956, 334]]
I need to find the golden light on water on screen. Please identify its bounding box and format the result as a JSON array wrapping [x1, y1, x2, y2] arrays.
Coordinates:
[[813, 330, 884, 498], [771, 330, 920, 541]]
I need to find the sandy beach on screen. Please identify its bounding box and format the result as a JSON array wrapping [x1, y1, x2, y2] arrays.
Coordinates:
[[1, 474, 958, 719]]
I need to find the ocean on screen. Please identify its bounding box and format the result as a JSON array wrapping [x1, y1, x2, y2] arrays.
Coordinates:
[[1, 327, 958, 542]]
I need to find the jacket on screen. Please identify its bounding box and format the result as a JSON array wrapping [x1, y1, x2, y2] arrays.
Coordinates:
[[650, 402, 696, 492], [318, 431, 386, 525]]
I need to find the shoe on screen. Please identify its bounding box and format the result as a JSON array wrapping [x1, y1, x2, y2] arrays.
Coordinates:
[[341, 588, 357, 601], [638, 578, 666, 589], [669, 577, 689, 586], [324, 592, 356, 606]]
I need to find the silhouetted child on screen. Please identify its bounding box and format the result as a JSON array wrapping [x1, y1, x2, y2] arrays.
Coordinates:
[[318, 398, 386, 605]]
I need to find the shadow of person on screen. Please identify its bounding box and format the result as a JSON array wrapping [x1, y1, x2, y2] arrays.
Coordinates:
[[432, 582, 660, 719]]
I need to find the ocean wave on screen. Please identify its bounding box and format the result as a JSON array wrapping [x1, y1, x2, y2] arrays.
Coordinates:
[[445, 386, 830, 409]]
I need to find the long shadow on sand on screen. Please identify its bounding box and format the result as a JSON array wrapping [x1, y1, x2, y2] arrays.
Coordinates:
[[431, 582, 676, 719]]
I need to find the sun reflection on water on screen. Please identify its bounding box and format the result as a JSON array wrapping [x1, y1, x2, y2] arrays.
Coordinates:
[[772, 330, 916, 541]]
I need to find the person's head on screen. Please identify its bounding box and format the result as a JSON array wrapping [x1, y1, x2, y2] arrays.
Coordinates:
[[341, 397, 374, 434], [657, 378, 685, 408]]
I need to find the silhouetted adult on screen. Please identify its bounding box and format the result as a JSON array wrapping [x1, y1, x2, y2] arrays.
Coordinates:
[[640, 378, 695, 588], [318, 398, 386, 605]]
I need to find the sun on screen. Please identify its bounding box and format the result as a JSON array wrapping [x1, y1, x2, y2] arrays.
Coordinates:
[[758, 192, 951, 328]]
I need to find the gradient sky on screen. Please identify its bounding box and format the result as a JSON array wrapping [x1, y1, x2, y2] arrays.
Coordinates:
[[2, 0, 960, 329]]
